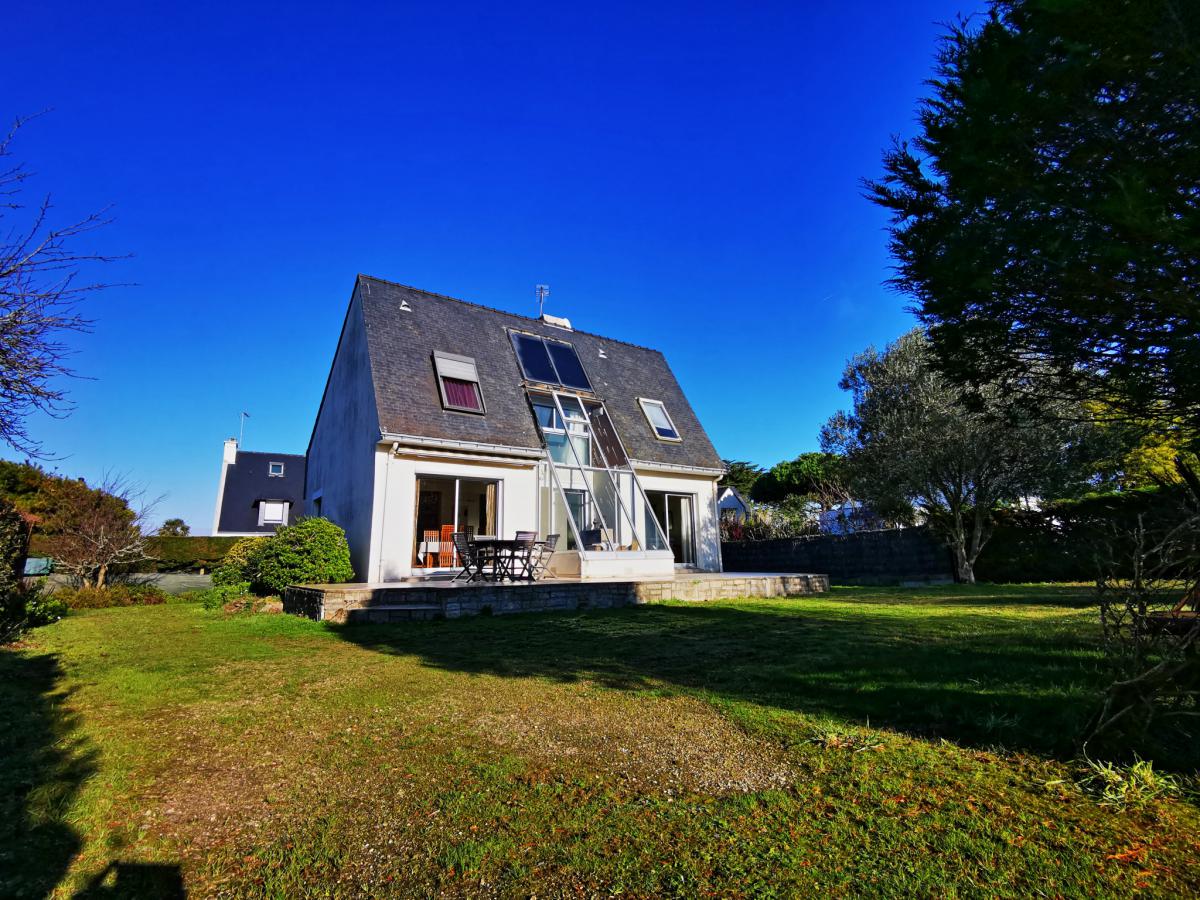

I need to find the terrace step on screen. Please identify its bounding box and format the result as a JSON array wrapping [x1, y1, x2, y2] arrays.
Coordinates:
[[339, 604, 444, 624]]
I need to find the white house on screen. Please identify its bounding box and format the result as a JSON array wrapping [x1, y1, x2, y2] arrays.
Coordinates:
[[305, 275, 726, 582], [716, 485, 752, 523]]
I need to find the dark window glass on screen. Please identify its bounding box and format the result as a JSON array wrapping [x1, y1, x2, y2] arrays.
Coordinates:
[[510, 333, 559, 383], [545, 341, 592, 391], [532, 401, 560, 430]]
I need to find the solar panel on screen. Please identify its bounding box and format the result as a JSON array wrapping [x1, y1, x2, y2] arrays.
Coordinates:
[[545, 341, 592, 391], [510, 332, 558, 384], [510, 332, 593, 391]]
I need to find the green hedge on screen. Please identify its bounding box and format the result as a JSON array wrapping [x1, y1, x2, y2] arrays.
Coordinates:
[[28, 534, 240, 573], [975, 486, 1191, 583]]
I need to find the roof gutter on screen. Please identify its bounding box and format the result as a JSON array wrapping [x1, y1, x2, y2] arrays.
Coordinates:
[[629, 458, 725, 477], [380, 431, 544, 461]]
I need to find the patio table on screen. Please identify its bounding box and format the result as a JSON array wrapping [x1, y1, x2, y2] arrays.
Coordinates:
[[470, 537, 530, 581]]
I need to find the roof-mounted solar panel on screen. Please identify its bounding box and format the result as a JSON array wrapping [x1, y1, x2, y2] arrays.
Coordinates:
[[545, 341, 592, 391], [509, 331, 593, 392]]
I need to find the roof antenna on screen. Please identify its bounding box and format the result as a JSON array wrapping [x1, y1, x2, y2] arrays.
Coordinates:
[[239, 411, 250, 447], [536, 284, 550, 318]]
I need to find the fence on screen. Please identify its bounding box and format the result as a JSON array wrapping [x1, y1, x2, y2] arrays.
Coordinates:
[[721, 527, 956, 585]]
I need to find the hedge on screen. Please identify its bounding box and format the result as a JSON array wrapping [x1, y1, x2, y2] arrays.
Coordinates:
[[975, 486, 1191, 583], [28, 534, 240, 573]]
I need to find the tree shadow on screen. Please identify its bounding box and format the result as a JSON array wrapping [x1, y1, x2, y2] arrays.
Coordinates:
[[0, 647, 184, 898], [334, 599, 1134, 764]]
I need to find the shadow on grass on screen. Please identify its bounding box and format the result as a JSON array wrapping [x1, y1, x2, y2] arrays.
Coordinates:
[[0, 647, 184, 899], [335, 597, 1123, 763]]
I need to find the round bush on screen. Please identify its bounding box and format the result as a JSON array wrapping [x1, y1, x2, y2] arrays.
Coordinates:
[[251, 518, 354, 595], [213, 536, 268, 587]]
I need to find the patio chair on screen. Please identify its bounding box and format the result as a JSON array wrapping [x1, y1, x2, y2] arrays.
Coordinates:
[[526, 534, 559, 581], [419, 529, 439, 568], [452, 532, 489, 582], [439, 524, 455, 567], [507, 532, 539, 581]]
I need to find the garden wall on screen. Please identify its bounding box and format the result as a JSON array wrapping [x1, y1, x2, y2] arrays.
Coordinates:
[[721, 527, 956, 585]]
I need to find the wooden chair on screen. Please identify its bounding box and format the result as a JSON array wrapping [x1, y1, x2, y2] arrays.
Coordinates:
[[507, 532, 539, 581], [420, 529, 439, 567], [439, 524, 455, 567], [527, 534, 559, 580], [452, 532, 489, 582]]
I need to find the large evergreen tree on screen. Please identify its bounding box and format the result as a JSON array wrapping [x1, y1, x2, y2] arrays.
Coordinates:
[[867, 0, 1200, 451]]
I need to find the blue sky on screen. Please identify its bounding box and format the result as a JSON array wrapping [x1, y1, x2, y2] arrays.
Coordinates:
[[3, 0, 984, 534]]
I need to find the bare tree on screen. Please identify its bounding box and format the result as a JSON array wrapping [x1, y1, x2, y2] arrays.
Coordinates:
[[40, 474, 159, 588], [0, 114, 120, 455], [1085, 478, 1200, 753]]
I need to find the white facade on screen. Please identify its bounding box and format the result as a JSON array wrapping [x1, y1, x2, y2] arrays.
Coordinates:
[[318, 441, 722, 582]]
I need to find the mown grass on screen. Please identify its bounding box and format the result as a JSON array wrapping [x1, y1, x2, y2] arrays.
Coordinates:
[[2, 584, 1199, 897]]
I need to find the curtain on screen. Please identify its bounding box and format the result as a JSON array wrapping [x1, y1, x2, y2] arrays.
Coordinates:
[[443, 378, 480, 410]]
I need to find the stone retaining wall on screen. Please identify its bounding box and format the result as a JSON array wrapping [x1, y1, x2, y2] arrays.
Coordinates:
[[722, 528, 955, 585], [283, 573, 828, 623]]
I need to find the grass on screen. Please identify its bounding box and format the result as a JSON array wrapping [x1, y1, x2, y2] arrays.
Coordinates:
[[2, 584, 1199, 897]]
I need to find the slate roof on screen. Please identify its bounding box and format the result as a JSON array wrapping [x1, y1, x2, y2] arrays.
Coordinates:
[[217, 450, 307, 534], [356, 275, 723, 472]]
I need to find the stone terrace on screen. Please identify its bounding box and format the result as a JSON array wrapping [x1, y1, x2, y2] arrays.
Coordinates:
[[284, 572, 828, 623]]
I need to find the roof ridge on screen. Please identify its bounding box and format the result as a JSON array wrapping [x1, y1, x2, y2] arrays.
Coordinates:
[[356, 273, 661, 354]]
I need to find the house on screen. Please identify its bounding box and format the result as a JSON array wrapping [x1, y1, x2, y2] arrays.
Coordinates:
[[305, 275, 726, 582], [211, 439, 307, 536], [716, 485, 752, 523]]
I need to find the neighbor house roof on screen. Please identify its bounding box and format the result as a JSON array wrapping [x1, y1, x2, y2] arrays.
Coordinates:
[[355, 275, 723, 472], [216, 450, 307, 534]]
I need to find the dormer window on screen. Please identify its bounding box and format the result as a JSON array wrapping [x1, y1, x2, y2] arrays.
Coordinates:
[[268, 461, 285, 477], [638, 398, 681, 441], [433, 351, 485, 413], [259, 500, 289, 526]]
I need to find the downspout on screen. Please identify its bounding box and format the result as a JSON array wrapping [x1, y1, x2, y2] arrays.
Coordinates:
[[712, 476, 724, 573], [373, 442, 398, 583]]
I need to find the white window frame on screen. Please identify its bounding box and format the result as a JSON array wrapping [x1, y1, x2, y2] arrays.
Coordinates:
[[433, 351, 486, 414], [258, 500, 289, 527], [637, 398, 682, 442], [268, 461, 286, 477]]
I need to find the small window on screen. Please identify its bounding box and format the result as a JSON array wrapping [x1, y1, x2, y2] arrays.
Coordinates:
[[638, 398, 681, 441], [259, 500, 288, 526], [268, 461, 285, 477], [433, 352, 485, 413]]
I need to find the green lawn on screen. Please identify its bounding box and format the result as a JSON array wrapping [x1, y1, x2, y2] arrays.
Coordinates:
[[3, 585, 1199, 897]]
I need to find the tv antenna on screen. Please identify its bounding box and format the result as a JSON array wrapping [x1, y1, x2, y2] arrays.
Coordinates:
[[536, 284, 550, 317], [239, 411, 250, 446]]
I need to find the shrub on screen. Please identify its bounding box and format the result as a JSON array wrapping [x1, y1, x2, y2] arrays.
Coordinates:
[[54, 583, 169, 609], [1077, 757, 1183, 810], [0, 497, 34, 642], [190, 581, 254, 611], [251, 517, 354, 595], [213, 536, 268, 587]]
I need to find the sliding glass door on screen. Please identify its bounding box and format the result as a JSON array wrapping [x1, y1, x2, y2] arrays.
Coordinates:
[[412, 476, 499, 567], [645, 491, 696, 566]]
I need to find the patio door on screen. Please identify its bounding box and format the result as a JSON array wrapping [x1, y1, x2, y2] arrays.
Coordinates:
[[646, 491, 695, 566], [412, 475, 499, 567]]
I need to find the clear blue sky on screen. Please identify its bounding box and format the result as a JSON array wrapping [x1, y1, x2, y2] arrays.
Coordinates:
[[3, 0, 984, 534]]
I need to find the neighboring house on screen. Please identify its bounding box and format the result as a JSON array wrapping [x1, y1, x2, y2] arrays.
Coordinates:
[[306, 275, 726, 582], [819, 500, 880, 535], [716, 485, 752, 523], [211, 439, 307, 536]]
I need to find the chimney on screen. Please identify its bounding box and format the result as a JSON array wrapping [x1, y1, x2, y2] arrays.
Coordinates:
[[223, 437, 239, 465]]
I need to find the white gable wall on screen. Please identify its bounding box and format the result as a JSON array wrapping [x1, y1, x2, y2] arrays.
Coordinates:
[[305, 285, 382, 581]]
